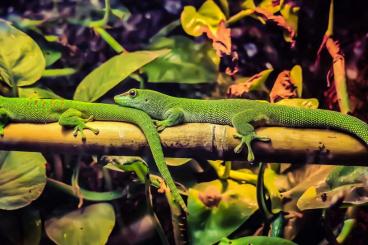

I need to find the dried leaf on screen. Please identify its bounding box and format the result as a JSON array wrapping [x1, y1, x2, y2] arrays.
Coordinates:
[[325, 38, 350, 114], [227, 68, 273, 97], [254, 8, 297, 47], [269, 70, 297, 103], [224, 51, 239, 76], [204, 21, 232, 57], [280, 4, 299, 46]]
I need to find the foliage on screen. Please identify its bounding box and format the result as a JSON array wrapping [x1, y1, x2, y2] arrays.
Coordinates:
[[188, 179, 258, 244], [45, 203, 115, 245], [0, 20, 45, 90], [0, 151, 46, 210]]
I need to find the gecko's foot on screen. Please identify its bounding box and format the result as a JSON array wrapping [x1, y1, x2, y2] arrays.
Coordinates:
[[85, 115, 94, 123], [73, 125, 86, 140], [153, 120, 168, 132], [233, 133, 270, 161], [87, 126, 100, 135], [72, 124, 100, 140]]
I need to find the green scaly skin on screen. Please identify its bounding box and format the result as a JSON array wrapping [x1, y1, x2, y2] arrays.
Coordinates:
[[114, 89, 368, 161], [0, 96, 187, 212]]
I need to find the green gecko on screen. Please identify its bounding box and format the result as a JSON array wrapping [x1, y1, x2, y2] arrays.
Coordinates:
[[114, 89, 368, 161], [0, 96, 187, 212]]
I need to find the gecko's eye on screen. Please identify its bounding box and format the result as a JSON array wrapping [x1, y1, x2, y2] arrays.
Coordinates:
[[129, 89, 137, 98]]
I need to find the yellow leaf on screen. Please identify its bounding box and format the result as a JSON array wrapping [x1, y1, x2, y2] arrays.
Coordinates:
[[275, 98, 319, 109], [180, 0, 226, 37], [290, 64, 303, 97]]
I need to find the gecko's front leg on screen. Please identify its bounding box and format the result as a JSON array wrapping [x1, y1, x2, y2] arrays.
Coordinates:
[[58, 108, 99, 140], [232, 110, 271, 161]]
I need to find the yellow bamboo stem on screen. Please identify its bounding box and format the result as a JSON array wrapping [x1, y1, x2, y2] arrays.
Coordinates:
[[0, 122, 366, 165]]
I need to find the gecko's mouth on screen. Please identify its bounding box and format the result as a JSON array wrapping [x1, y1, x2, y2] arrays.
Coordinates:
[[113, 94, 127, 106]]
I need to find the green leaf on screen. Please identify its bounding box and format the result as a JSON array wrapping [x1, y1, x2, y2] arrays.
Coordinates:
[[264, 167, 282, 214], [45, 203, 115, 245], [18, 86, 63, 99], [42, 46, 62, 67], [188, 179, 258, 245], [103, 156, 149, 183], [326, 166, 368, 189], [143, 36, 219, 83], [180, 0, 226, 37], [220, 236, 297, 245], [73, 49, 170, 102], [0, 151, 46, 210], [0, 20, 45, 87]]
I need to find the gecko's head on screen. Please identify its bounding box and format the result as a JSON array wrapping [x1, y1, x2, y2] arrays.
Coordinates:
[[114, 89, 166, 118]]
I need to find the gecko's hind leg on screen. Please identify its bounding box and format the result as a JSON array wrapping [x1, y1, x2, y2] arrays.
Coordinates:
[[59, 108, 99, 140], [232, 110, 271, 161], [153, 107, 184, 132]]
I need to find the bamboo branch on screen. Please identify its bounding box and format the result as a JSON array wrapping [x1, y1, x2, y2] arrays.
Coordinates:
[[0, 122, 366, 165]]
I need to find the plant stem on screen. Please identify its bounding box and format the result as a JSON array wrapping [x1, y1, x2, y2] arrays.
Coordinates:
[[94, 27, 126, 53], [42, 68, 76, 77], [88, 0, 111, 28], [227, 9, 254, 25], [47, 178, 123, 201]]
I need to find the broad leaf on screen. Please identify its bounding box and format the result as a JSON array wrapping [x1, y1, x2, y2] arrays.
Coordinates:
[[143, 36, 219, 84], [188, 180, 258, 245], [0, 151, 46, 210], [45, 203, 115, 245], [0, 20, 45, 87], [180, 0, 226, 37], [74, 49, 170, 102]]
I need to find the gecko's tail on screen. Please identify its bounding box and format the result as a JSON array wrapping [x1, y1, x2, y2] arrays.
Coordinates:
[[271, 105, 368, 146], [132, 113, 188, 213]]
